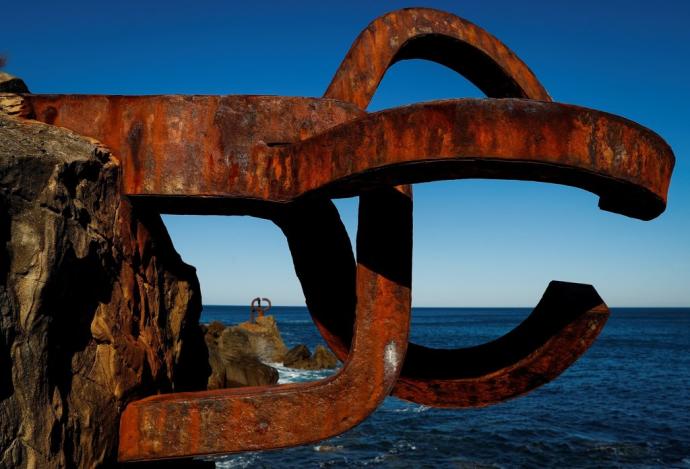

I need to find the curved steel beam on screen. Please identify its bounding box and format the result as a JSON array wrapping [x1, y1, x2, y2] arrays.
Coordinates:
[[283, 99, 673, 220], [394, 281, 609, 407], [325, 7, 550, 108], [24, 96, 673, 219]]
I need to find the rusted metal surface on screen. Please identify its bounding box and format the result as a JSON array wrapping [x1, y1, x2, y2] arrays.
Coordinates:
[[324, 7, 551, 108], [24, 95, 364, 202], [286, 99, 671, 218], [16, 6, 675, 462], [394, 281, 609, 407], [23, 95, 672, 219]]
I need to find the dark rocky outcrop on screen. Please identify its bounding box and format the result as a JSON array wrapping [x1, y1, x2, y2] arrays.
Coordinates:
[[233, 315, 289, 363], [311, 345, 339, 369], [0, 72, 29, 94], [203, 320, 279, 389], [0, 106, 208, 466], [0, 73, 31, 120], [283, 344, 339, 370], [204, 316, 341, 387], [283, 344, 311, 367]]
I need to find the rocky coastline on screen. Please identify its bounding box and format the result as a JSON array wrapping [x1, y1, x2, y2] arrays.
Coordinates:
[[202, 315, 339, 389]]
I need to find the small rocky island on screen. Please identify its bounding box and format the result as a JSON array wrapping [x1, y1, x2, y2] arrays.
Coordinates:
[[203, 315, 339, 389]]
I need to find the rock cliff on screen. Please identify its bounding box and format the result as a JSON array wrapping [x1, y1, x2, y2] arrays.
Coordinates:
[[0, 108, 208, 467], [231, 315, 289, 363]]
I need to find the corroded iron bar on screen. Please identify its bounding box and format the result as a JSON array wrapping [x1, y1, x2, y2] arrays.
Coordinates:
[[24, 96, 673, 220], [311, 7, 671, 408], [24, 94, 363, 202], [283, 99, 673, 220], [324, 7, 551, 108], [394, 281, 609, 407]]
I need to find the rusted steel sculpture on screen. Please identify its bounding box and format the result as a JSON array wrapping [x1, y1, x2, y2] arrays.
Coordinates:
[[13, 8, 673, 462], [250, 297, 272, 323]]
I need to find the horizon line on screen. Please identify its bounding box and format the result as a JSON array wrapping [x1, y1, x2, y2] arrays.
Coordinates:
[[201, 304, 690, 309]]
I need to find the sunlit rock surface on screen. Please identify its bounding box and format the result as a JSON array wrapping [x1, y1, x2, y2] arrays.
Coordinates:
[[0, 112, 208, 467], [203, 317, 284, 389]]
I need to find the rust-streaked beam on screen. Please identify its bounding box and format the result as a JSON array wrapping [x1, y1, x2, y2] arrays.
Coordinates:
[[308, 7, 671, 410], [24, 96, 673, 220], [325, 7, 551, 108], [284, 99, 673, 220], [393, 281, 609, 407], [24, 94, 363, 204]]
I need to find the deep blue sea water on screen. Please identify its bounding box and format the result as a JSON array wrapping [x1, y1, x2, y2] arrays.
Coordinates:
[[200, 306, 690, 468]]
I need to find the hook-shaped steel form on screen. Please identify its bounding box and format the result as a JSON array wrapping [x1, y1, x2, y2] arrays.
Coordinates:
[[14, 6, 674, 461], [117, 189, 411, 461], [250, 297, 272, 322]]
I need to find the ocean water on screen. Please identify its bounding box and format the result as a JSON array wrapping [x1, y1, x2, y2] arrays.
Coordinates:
[[200, 306, 690, 468]]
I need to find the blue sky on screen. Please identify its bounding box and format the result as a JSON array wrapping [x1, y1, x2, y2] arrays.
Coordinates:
[[3, 1, 689, 306]]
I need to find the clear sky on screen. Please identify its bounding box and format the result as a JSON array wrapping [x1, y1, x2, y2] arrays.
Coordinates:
[[3, 0, 689, 306]]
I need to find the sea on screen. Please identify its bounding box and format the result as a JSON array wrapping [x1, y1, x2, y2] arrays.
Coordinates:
[[199, 306, 690, 468]]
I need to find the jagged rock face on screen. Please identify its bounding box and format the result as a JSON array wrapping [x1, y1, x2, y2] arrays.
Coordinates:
[[310, 345, 339, 370], [234, 315, 288, 363], [203, 321, 279, 389], [283, 344, 311, 367], [0, 114, 208, 468], [283, 344, 339, 370], [0, 72, 29, 94]]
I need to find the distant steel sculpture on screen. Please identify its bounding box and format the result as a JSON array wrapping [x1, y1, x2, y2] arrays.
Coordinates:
[[14, 8, 674, 462], [250, 297, 272, 323]]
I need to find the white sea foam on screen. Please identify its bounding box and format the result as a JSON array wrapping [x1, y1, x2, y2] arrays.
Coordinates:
[[313, 444, 344, 452], [392, 404, 429, 413], [266, 362, 339, 384], [212, 452, 259, 468]]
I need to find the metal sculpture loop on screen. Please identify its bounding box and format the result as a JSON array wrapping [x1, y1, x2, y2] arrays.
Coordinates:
[[15, 8, 674, 462], [250, 297, 272, 323]]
